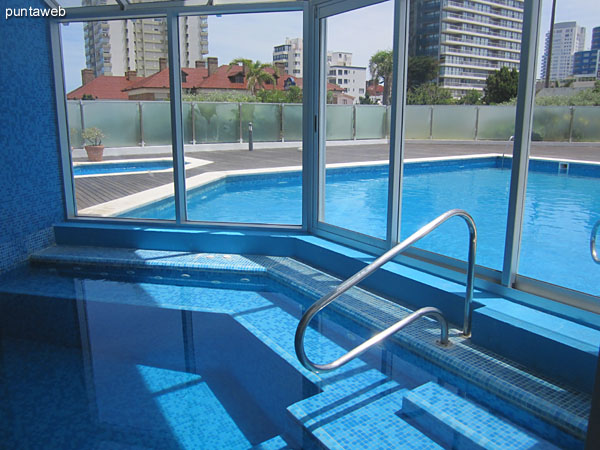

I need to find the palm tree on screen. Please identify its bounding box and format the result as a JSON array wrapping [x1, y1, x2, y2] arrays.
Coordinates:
[[369, 50, 393, 105], [229, 58, 278, 96]]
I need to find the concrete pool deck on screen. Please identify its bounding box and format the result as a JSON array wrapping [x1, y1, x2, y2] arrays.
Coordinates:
[[73, 140, 600, 211]]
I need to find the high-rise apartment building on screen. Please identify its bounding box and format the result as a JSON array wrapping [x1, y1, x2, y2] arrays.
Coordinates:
[[273, 37, 303, 77], [542, 21, 586, 81], [409, 0, 524, 97], [325, 52, 367, 103], [83, 1, 208, 77], [574, 26, 600, 79]]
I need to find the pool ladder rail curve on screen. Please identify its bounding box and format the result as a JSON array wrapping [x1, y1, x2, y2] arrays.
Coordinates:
[[295, 209, 477, 373], [592, 220, 600, 264]]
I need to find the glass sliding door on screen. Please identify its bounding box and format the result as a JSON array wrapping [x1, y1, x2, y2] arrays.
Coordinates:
[[179, 11, 304, 226], [316, 0, 395, 241], [399, 0, 525, 274], [60, 18, 176, 221]]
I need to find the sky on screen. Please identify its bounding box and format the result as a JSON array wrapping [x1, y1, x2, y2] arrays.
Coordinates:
[[61, 0, 600, 92]]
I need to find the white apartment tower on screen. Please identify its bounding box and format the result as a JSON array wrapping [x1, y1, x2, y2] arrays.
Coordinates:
[[542, 21, 586, 81], [83, 1, 208, 77], [273, 37, 304, 77], [326, 52, 367, 103], [410, 0, 524, 97]]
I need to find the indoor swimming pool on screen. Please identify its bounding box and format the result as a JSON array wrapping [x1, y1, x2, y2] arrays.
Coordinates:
[[124, 157, 600, 296], [0, 248, 590, 449]]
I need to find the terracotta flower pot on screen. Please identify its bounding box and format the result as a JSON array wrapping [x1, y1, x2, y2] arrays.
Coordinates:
[[85, 145, 104, 162]]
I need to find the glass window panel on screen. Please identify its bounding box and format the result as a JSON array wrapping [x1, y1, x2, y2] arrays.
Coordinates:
[[355, 105, 387, 139], [432, 106, 477, 140], [572, 107, 600, 142], [400, 0, 524, 273], [241, 103, 281, 142], [192, 102, 240, 144], [60, 19, 175, 221], [532, 106, 572, 142], [282, 104, 302, 141], [319, 1, 394, 241], [180, 11, 303, 225], [519, 2, 599, 296], [477, 106, 517, 141], [405, 106, 431, 139], [83, 101, 140, 147], [325, 105, 353, 140], [141, 102, 172, 146]]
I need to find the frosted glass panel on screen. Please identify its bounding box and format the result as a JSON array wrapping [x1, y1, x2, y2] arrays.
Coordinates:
[[241, 103, 281, 142], [532, 106, 571, 142], [572, 107, 600, 142], [83, 101, 140, 147], [193, 103, 240, 143], [355, 105, 386, 139], [282, 104, 302, 141], [477, 106, 516, 140], [405, 106, 431, 139], [432, 106, 477, 140], [142, 102, 172, 146], [326, 105, 353, 140], [183, 102, 193, 144], [67, 101, 83, 148]]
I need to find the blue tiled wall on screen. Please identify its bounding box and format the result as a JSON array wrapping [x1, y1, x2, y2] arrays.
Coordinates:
[[0, 0, 65, 272]]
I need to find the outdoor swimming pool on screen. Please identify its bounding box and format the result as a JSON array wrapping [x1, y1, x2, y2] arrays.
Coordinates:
[[126, 157, 600, 296], [73, 159, 199, 176], [0, 257, 581, 449]]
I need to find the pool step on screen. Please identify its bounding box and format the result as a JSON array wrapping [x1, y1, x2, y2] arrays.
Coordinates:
[[401, 382, 556, 450], [288, 373, 443, 450]]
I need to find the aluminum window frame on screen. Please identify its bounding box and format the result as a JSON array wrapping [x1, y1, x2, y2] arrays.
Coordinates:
[[49, 0, 600, 314]]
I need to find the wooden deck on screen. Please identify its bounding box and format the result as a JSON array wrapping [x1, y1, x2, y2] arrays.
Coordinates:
[[74, 141, 600, 211]]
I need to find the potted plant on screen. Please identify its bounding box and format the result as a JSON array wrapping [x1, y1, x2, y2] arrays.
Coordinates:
[[81, 127, 105, 162]]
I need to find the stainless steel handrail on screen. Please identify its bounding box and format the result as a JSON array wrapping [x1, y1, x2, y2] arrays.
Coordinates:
[[592, 220, 600, 264], [295, 209, 477, 373]]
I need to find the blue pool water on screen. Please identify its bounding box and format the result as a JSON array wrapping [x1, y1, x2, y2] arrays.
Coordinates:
[[126, 157, 600, 296], [73, 160, 178, 176], [0, 264, 571, 449]]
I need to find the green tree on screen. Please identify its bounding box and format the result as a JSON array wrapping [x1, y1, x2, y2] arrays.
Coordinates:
[[407, 56, 438, 90], [359, 93, 376, 104], [229, 58, 277, 95], [407, 83, 454, 105], [457, 89, 482, 105], [369, 50, 394, 105], [483, 67, 519, 104], [256, 85, 303, 103]]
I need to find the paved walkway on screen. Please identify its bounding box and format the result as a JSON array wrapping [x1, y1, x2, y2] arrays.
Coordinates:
[[74, 140, 600, 210]]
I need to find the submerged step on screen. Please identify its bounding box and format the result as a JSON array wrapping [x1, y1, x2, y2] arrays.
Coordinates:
[[288, 373, 442, 449], [401, 382, 556, 450]]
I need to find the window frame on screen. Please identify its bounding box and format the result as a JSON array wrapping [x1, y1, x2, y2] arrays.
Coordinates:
[[49, 0, 600, 315]]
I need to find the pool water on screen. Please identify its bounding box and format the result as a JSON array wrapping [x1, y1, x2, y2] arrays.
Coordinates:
[[126, 158, 600, 296], [73, 160, 178, 176], [0, 265, 569, 449]]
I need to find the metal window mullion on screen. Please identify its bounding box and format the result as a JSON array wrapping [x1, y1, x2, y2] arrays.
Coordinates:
[[302, 1, 316, 232], [49, 21, 76, 218], [316, 17, 327, 228], [501, 0, 542, 287], [387, 0, 410, 247], [166, 12, 187, 223]]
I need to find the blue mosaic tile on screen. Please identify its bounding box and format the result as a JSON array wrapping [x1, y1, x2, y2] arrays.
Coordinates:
[[402, 382, 553, 449], [0, 0, 64, 273], [22, 245, 592, 445]]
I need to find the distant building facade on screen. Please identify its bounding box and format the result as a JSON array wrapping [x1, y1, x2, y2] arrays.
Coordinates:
[[409, 0, 524, 97], [542, 21, 586, 81], [326, 52, 366, 104], [573, 26, 600, 79], [83, 0, 208, 77], [273, 37, 303, 77]]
